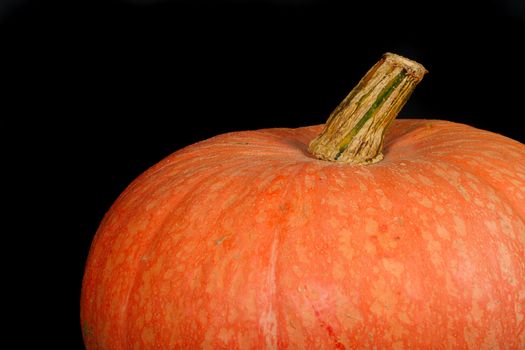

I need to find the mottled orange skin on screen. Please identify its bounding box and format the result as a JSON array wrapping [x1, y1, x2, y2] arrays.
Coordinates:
[[81, 119, 525, 349]]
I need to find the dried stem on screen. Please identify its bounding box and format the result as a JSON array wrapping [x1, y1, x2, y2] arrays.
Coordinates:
[[309, 53, 427, 164]]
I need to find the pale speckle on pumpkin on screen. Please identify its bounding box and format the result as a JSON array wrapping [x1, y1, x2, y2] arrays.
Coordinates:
[[456, 183, 471, 201], [392, 340, 405, 350], [365, 219, 379, 235], [332, 262, 346, 280], [399, 171, 418, 184], [452, 239, 468, 259], [453, 215, 467, 236], [497, 244, 516, 286], [364, 240, 377, 255], [218, 327, 235, 344], [409, 191, 434, 208], [484, 220, 497, 233], [417, 174, 434, 186], [473, 198, 485, 207], [370, 278, 398, 318], [435, 205, 446, 214], [470, 300, 484, 323], [127, 219, 149, 236], [445, 272, 460, 298], [499, 218, 515, 239], [141, 326, 155, 346], [382, 258, 405, 278], [259, 237, 279, 350], [425, 236, 444, 268], [435, 224, 451, 241], [304, 174, 316, 189], [379, 195, 393, 211]]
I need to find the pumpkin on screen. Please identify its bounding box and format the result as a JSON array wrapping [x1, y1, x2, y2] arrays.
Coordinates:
[[81, 53, 525, 349]]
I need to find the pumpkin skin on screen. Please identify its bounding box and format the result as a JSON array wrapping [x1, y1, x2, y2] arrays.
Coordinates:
[[81, 119, 525, 349]]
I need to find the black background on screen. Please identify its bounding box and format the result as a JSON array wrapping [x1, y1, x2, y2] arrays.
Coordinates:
[[3, 0, 524, 348]]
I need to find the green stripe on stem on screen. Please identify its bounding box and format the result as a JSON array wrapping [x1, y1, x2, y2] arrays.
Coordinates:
[[335, 69, 407, 160]]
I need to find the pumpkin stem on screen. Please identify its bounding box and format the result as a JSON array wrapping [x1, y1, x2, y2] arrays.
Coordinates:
[[309, 53, 427, 164]]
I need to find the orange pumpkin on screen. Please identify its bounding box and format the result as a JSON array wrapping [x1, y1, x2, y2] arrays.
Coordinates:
[[81, 54, 525, 349]]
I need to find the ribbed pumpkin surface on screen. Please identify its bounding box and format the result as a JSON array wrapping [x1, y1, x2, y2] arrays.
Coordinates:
[[81, 119, 525, 349]]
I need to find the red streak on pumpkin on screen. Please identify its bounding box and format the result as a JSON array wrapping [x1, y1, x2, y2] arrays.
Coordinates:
[[312, 306, 346, 350]]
